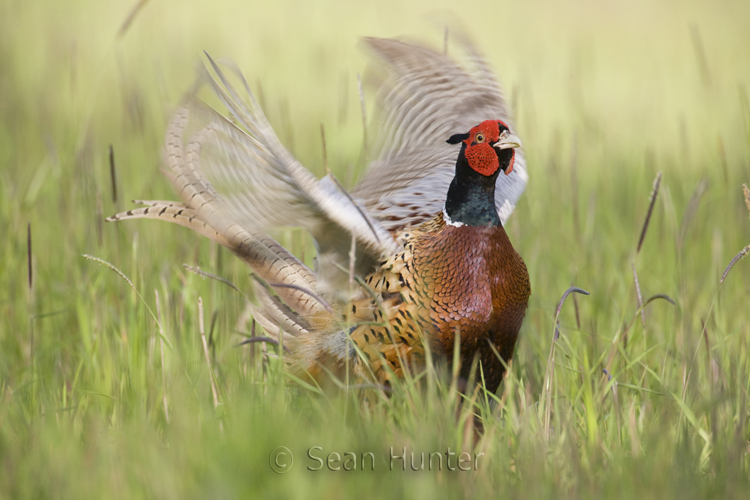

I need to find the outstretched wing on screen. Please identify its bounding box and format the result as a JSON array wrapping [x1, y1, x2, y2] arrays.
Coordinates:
[[185, 55, 399, 294], [353, 36, 528, 232], [108, 110, 327, 322], [111, 54, 400, 303]]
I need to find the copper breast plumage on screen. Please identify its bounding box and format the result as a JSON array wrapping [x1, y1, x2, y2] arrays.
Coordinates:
[[344, 213, 530, 391]]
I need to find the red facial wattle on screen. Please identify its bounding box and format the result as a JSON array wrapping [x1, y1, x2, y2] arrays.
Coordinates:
[[465, 143, 500, 176], [461, 120, 515, 177]]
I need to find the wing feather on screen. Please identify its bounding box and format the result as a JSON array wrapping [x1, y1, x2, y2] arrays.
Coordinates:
[[354, 37, 528, 232]]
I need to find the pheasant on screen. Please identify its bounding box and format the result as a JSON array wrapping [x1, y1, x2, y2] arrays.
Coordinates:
[[108, 37, 530, 392]]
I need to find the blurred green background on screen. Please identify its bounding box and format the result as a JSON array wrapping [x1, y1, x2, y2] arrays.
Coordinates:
[[1, 0, 750, 498]]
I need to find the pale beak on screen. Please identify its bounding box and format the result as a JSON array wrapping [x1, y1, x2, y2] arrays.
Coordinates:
[[494, 132, 523, 150]]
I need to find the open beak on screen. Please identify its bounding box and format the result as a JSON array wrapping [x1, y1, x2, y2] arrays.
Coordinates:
[[494, 131, 523, 150]]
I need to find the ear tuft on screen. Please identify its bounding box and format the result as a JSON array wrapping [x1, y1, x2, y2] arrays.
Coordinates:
[[446, 132, 469, 145]]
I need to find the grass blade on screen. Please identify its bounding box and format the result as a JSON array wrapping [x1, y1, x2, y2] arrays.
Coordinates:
[[637, 171, 662, 254]]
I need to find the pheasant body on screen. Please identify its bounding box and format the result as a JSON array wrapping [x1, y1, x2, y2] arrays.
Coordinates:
[[332, 212, 529, 392], [108, 37, 531, 392], [284, 118, 529, 390]]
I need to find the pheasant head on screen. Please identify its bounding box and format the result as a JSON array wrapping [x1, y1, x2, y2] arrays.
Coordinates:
[[444, 120, 523, 227]]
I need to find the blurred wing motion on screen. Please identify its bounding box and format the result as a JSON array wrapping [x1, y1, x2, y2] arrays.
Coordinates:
[[110, 54, 398, 303], [354, 36, 527, 231], [108, 37, 527, 360]]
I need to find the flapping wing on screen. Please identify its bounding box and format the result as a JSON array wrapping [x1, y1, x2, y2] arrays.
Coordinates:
[[109, 108, 326, 318], [186, 55, 398, 293], [200, 55, 396, 247], [111, 54, 401, 302], [353, 36, 528, 232]]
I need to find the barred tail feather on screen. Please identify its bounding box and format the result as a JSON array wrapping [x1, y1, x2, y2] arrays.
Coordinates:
[[106, 202, 230, 246]]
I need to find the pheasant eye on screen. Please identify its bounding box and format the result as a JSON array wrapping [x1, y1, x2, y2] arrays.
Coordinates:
[[475, 133, 484, 143]]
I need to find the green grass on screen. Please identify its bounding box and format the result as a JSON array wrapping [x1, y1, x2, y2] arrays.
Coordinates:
[[2, 0, 750, 498]]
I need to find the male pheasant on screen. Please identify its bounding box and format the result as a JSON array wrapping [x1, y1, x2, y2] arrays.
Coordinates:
[[108, 37, 530, 392]]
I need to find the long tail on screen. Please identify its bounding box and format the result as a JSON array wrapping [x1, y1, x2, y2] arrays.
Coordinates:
[[108, 107, 334, 345]]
